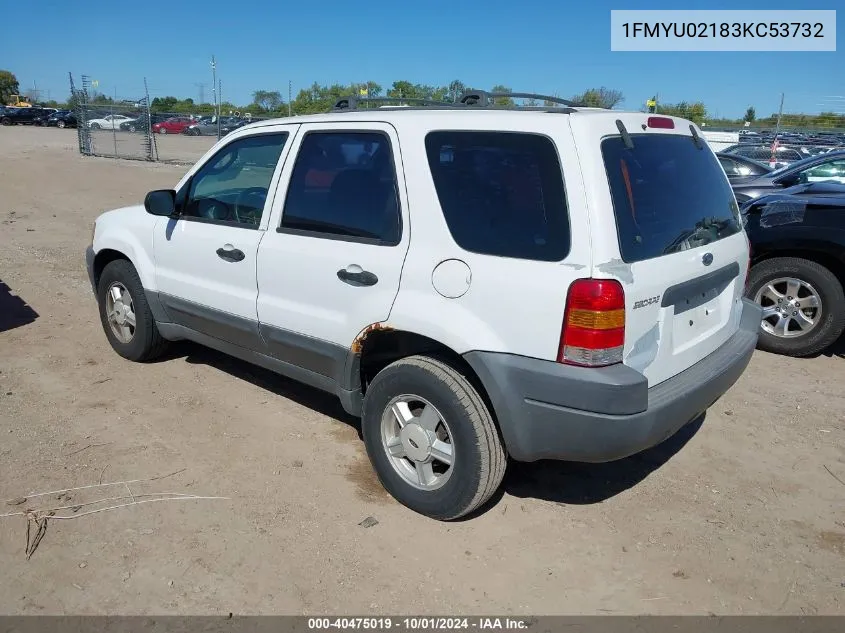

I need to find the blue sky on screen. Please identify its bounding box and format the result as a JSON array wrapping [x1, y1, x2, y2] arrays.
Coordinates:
[[3, 0, 842, 118]]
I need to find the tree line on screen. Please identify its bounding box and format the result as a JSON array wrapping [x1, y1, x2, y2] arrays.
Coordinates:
[[3, 69, 844, 130]]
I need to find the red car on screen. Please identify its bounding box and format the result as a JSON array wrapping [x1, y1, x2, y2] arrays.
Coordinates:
[[152, 117, 194, 135]]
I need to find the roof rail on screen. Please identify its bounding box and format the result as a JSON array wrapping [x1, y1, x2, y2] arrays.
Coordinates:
[[332, 96, 464, 111], [460, 90, 585, 108]]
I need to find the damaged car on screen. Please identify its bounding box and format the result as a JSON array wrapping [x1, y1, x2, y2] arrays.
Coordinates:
[[744, 182, 845, 356]]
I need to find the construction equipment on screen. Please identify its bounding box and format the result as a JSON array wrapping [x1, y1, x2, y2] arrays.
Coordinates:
[[6, 95, 32, 108]]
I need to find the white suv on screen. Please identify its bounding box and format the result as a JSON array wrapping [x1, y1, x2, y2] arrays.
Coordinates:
[[86, 92, 761, 520]]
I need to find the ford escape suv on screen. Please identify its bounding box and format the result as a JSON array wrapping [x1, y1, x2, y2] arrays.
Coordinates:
[[86, 92, 761, 520]]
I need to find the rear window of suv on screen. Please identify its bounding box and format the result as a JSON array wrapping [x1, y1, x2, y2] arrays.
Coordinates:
[[425, 131, 570, 261], [602, 134, 742, 263]]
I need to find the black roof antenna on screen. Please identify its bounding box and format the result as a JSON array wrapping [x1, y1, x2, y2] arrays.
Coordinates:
[[689, 124, 704, 149], [616, 119, 634, 149]]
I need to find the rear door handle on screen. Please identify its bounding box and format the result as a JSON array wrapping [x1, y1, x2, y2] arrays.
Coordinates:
[[337, 265, 378, 287], [216, 245, 245, 262]]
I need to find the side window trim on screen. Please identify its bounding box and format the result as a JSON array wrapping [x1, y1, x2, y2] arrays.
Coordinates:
[[174, 129, 293, 231], [275, 128, 404, 247]]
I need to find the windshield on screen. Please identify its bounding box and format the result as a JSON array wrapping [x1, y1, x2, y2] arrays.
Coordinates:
[[602, 134, 742, 263]]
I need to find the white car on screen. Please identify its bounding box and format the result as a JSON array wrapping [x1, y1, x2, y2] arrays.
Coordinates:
[[86, 93, 760, 520], [87, 114, 136, 130]]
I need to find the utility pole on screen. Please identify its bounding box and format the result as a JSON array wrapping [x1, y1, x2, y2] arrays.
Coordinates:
[[211, 55, 220, 139], [288, 80, 292, 117], [217, 78, 222, 139], [773, 92, 785, 140]]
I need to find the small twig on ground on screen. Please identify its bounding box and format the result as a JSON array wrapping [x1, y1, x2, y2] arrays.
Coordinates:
[[642, 597, 667, 601], [823, 464, 845, 487], [124, 482, 136, 503], [63, 443, 109, 457], [99, 464, 109, 485], [148, 468, 187, 482], [0, 492, 206, 518], [28, 495, 228, 520], [92, 378, 112, 385], [17, 469, 188, 501]]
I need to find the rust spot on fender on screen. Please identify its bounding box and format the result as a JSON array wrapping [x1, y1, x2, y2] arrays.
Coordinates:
[[350, 322, 394, 355]]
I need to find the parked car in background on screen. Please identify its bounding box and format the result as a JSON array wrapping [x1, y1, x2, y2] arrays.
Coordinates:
[[45, 110, 77, 128], [87, 114, 137, 130], [152, 116, 193, 134], [723, 144, 805, 168], [731, 150, 845, 203], [183, 116, 231, 136], [1, 106, 53, 126], [716, 152, 772, 180], [33, 108, 58, 125], [743, 182, 845, 356]]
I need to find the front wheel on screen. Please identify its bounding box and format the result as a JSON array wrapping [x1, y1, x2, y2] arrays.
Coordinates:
[[97, 259, 168, 362], [90, 122, 101, 130], [57, 120, 66, 128], [158, 127, 167, 134], [1, 118, 11, 126], [747, 257, 845, 357], [361, 355, 506, 520]]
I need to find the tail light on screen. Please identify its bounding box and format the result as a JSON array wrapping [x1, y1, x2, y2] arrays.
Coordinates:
[[558, 279, 626, 367]]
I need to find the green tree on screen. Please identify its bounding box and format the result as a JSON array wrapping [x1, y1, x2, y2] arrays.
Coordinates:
[[743, 106, 756, 123], [490, 85, 514, 106], [0, 69, 20, 105], [572, 87, 624, 109], [252, 89, 282, 112], [446, 79, 465, 103]]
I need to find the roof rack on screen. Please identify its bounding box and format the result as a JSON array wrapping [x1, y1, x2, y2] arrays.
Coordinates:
[[329, 90, 594, 113], [460, 90, 585, 108], [332, 97, 465, 111]]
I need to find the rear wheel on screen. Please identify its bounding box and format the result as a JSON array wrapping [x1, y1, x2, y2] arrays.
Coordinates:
[[90, 122, 101, 130], [57, 120, 66, 129], [97, 259, 168, 362], [158, 127, 167, 134], [1, 118, 11, 126], [361, 355, 506, 520], [748, 257, 845, 357]]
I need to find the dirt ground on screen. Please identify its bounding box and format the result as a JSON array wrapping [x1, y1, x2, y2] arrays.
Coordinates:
[[0, 125, 843, 616]]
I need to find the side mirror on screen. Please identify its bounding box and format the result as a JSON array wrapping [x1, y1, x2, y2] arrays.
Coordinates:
[[144, 189, 177, 216]]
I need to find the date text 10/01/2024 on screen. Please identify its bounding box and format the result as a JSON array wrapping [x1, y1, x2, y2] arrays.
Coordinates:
[[307, 618, 531, 630]]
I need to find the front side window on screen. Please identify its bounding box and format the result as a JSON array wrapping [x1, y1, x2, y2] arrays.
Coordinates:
[[181, 132, 288, 228], [280, 131, 401, 244], [425, 131, 570, 261]]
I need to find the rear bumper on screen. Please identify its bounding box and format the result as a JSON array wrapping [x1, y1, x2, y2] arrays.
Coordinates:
[[464, 298, 761, 463]]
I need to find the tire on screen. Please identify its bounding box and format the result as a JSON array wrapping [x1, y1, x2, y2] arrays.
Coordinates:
[[361, 355, 506, 520], [90, 122, 101, 130], [747, 257, 845, 357], [129, 125, 136, 132], [158, 127, 167, 134], [57, 120, 66, 129], [1, 118, 11, 126], [97, 259, 168, 362]]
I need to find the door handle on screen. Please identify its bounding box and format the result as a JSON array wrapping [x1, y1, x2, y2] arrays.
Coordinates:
[[337, 265, 378, 287], [216, 246, 245, 262]]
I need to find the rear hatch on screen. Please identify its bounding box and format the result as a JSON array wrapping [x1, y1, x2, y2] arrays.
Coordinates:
[[573, 113, 749, 387]]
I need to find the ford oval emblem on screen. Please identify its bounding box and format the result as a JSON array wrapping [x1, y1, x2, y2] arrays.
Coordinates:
[[702, 252, 714, 266]]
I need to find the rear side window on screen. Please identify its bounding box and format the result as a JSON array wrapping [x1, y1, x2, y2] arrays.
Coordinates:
[[602, 134, 741, 263], [280, 131, 401, 244], [425, 131, 570, 261]]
